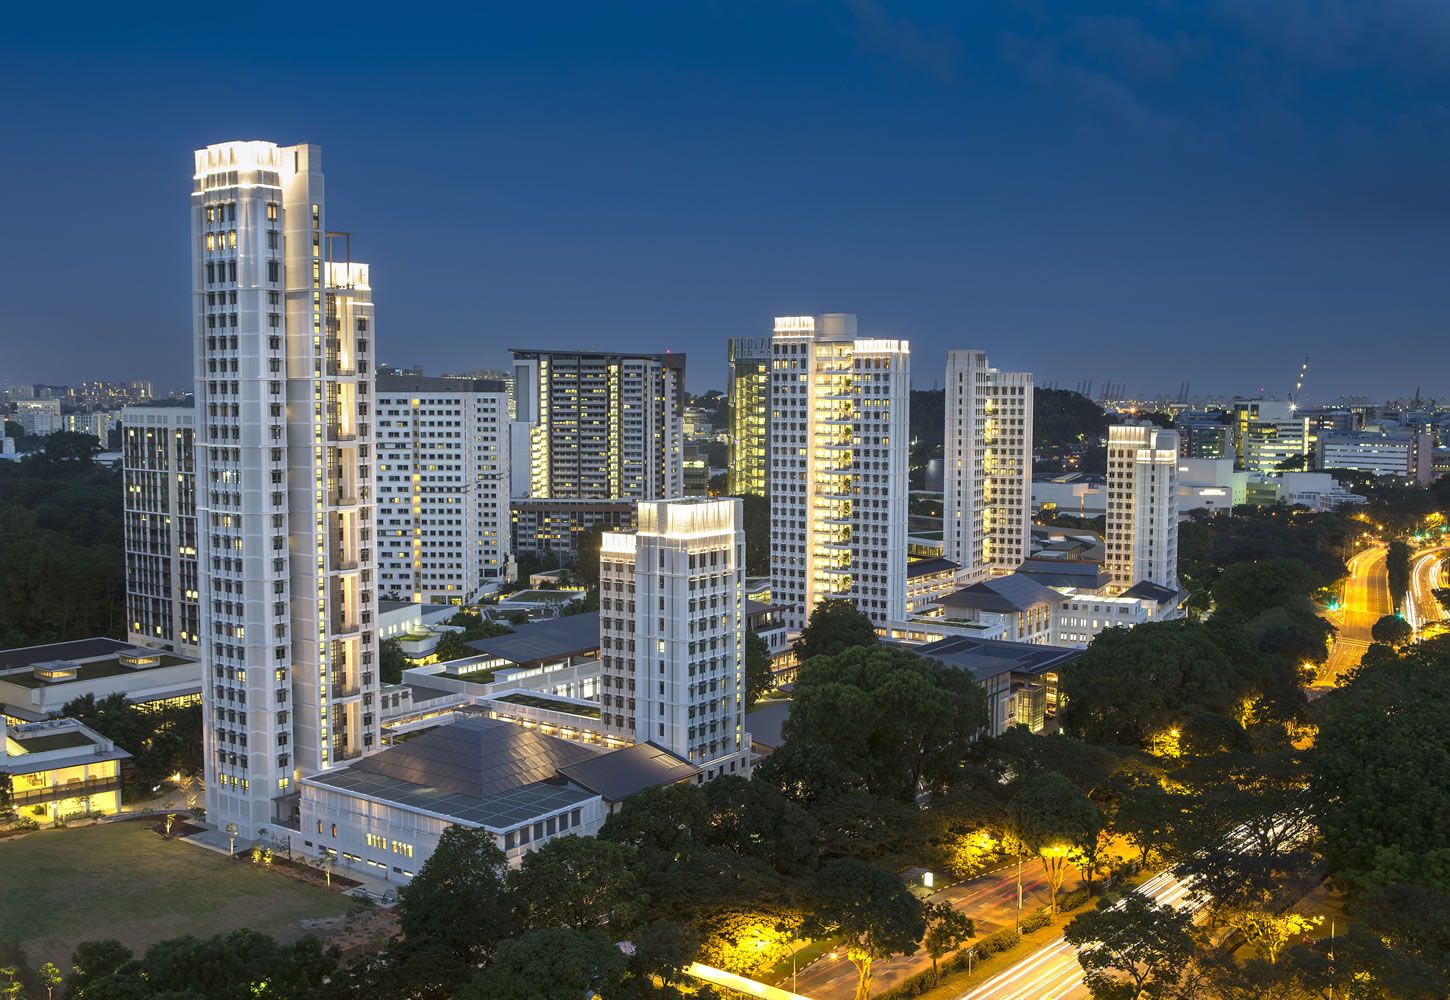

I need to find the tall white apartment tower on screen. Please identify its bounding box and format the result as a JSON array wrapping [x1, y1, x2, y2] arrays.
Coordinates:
[[375, 375, 512, 605], [122, 404, 200, 655], [944, 350, 1034, 583], [1105, 424, 1180, 591], [192, 141, 380, 839], [598, 498, 750, 779], [768, 315, 910, 633]]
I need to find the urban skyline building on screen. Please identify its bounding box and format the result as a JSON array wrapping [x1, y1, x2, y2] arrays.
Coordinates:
[[375, 375, 512, 605], [726, 336, 770, 498], [598, 497, 750, 780], [944, 350, 1034, 584], [1105, 423, 1181, 591], [1232, 399, 1313, 474], [511, 349, 686, 502], [122, 404, 199, 655], [192, 140, 380, 838], [768, 314, 910, 632]]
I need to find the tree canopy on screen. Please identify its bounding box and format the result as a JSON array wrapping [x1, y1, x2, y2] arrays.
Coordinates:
[[792, 599, 878, 662], [805, 858, 925, 1000]]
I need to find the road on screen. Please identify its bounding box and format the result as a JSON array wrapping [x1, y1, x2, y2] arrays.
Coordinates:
[[955, 868, 1198, 1000], [788, 861, 1085, 999], [1316, 543, 1389, 687], [1407, 546, 1447, 636]]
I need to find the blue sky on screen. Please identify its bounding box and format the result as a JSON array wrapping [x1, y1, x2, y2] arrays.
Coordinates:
[[1, 1, 1447, 401]]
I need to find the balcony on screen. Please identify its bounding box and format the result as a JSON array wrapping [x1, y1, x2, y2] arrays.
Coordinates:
[[12, 777, 121, 807], [330, 555, 360, 572], [330, 616, 361, 636], [331, 684, 362, 699]]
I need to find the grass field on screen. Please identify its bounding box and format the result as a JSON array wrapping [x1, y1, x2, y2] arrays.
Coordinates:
[[0, 821, 352, 973]]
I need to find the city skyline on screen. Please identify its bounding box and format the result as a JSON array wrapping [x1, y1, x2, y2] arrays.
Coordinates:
[[4, 3, 1449, 400]]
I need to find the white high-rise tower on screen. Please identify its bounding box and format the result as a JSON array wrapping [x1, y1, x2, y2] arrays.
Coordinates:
[[944, 350, 1034, 583], [192, 141, 380, 838], [1105, 423, 1180, 591], [599, 497, 750, 780], [767, 315, 910, 633]]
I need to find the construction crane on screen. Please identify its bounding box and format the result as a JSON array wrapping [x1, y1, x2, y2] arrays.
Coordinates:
[[1290, 356, 1309, 407]]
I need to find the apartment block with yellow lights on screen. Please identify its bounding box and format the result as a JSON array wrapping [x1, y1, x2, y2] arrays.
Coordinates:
[[122, 403, 199, 655], [191, 140, 380, 840], [944, 350, 1034, 585], [2, 718, 130, 825], [511, 348, 686, 503], [768, 314, 910, 633], [375, 375, 512, 605], [726, 336, 771, 498]]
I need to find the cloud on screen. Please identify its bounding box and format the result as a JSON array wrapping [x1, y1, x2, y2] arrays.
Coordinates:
[[1210, 0, 1450, 81], [843, 0, 962, 82], [1067, 15, 1205, 79]]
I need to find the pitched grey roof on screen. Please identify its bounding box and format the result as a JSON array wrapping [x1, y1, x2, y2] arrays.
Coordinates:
[[940, 573, 1060, 613], [305, 716, 601, 830], [1122, 580, 1183, 605], [557, 742, 699, 802], [1015, 559, 1111, 590], [465, 612, 601, 665], [745, 700, 791, 750], [916, 635, 1083, 683], [908, 557, 960, 579]]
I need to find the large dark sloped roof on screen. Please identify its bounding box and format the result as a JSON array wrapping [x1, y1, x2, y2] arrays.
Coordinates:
[[557, 742, 700, 802]]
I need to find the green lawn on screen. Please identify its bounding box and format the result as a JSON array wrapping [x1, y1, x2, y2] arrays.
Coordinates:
[[0, 821, 352, 972]]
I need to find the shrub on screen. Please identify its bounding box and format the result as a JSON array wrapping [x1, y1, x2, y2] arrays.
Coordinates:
[[1020, 908, 1052, 934], [1059, 887, 1092, 912], [975, 927, 1021, 957]]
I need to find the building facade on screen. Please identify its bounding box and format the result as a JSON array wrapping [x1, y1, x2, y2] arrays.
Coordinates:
[[1318, 430, 1433, 483], [1105, 424, 1180, 591], [944, 350, 1034, 584], [375, 375, 511, 605], [726, 336, 771, 497], [192, 140, 380, 838], [122, 404, 200, 654], [768, 315, 910, 632], [511, 349, 685, 502], [599, 498, 751, 780], [1233, 400, 1312, 473]]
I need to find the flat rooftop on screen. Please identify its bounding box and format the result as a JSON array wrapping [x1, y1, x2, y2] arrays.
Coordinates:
[[0, 638, 133, 672], [1, 653, 193, 688], [465, 612, 601, 666]]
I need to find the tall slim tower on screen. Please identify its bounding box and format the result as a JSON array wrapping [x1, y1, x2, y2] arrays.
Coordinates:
[[944, 350, 1034, 583], [598, 498, 750, 780], [192, 141, 379, 839], [1105, 424, 1180, 591], [768, 315, 910, 633], [726, 337, 771, 498]]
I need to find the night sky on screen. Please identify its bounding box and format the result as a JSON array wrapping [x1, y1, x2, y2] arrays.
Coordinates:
[[2, 2, 1447, 401]]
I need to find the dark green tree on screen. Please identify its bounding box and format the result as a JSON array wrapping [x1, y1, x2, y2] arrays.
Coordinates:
[[1211, 558, 1325, 618], [1006, 773, 1101, 916], [921, 902, 974, 976], [804, 858, 925, 1000], [392, 826, 516, 991], [736, 493, 770, 577], [743, 630, 774, 707], [786, 645, 988, 800], [508, 835, 641, 930], [66, 940, 135, 996], [461, 928, 625, 1000], [793, 599, 878, 662], [1387, 540, 1412, 611], [1064, 893, 1199, 1000], [379, 637, 407, 684], [700, 774, 818, 874], [1370, 613, 1412, 647]]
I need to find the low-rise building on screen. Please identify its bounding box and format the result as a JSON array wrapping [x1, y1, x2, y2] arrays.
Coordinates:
[[915, 636, 1082, 736], [299, 715, 697, 879], [1031, 474, 1107, 519], [906, 557, 962, 614], [2, 718, 131, 825], [0, 638, 202, 725]]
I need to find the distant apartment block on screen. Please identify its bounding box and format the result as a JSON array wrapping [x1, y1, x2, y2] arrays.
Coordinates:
[[726, 336, 771, 497], [122, 404, 200, 654], [1318, 430, 1433, 483], [375, 375, 511, 605], [944, 350, 1033, 583], [768, 315, 909, 632], [511, 349, 685, 502]]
